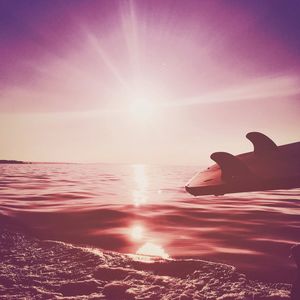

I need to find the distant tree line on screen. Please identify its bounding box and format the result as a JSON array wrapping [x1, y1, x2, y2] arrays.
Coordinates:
[[0, 160, 30, 164]]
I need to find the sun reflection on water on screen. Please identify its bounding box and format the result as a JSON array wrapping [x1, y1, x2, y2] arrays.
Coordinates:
[[129, 165, 170, 260], [132, 164, 148, 206], [128, 224, 170, 260], [136, 242, 170, 259], [129, 224, 144, 241]]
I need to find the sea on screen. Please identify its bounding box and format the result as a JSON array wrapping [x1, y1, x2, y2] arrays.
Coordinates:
[[0, 163, 299, 299]]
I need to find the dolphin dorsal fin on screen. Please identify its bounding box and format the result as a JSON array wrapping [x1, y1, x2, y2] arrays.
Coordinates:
[[246, 132, 277, 155], [210, 152, 253, 182]]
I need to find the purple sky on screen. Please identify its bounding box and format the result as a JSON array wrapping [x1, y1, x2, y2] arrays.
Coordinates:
[[1, 0, 300, 164]]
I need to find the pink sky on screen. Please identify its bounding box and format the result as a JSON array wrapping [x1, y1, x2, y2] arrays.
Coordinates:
[[1, 0, 300, 165]]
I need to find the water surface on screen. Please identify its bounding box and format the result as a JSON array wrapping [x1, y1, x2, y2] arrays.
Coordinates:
[[0, 163, 299, 286]]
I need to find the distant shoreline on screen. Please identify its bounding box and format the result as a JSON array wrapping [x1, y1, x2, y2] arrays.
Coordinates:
[[0, 160, 29, 164], [0, 160, 75, 165]]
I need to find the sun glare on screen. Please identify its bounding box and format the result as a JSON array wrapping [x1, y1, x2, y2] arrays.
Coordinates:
[[130, 225, 144, 241], [136, 242, 170, 259], [129, 98, 155, 120], [132, 164, 148, 206]]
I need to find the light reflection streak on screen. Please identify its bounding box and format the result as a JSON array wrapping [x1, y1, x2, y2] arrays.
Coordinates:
[[132, 164, 148, 206], [129, 165, 170, 259], [136, 242, 170, 259], [127, 224, 170, 259], [130, 224, 144, 241]]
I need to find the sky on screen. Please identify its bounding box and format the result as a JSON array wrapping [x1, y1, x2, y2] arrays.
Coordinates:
[[0, 0, 300, 165]]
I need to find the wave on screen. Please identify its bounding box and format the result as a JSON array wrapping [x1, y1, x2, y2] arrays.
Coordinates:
[[0, 219, 291, 299]]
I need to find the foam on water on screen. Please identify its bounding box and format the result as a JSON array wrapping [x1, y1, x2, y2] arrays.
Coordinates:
[[0, 222, 291, 299]]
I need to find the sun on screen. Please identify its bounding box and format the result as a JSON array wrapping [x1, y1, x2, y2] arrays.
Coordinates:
[[129, 98, 155, 120]]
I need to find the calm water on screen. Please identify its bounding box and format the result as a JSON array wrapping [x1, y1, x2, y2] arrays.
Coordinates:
[[0, 163, 299, 295]]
